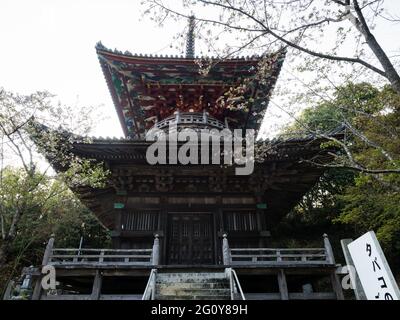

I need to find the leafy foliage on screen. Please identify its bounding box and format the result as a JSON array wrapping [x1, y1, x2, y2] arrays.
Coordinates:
[[0, 167, 110, 293], [278, 82, 400, 273], [0, 88, 111, 294]]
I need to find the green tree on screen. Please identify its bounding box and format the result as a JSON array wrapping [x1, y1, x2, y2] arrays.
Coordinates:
[[0, 89, 109, 275], [280, 82, 400, 272], [0, 166, 110, 294], [337, 174, 400, 267]]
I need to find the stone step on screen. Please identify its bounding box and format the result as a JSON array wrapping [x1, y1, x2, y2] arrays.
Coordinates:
[[154, 271, 231, 300], [157, 272, 227, 278], [155, 294, 231, 300], [156, 282, 229, 290], [156, 272, 227, 283], [157, 287, 231, 297], [156, 278, 228, 285]]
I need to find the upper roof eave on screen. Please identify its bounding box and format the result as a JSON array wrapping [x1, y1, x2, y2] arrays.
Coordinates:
[[95, 41, 287, 138], [95, 41, 286, 63]]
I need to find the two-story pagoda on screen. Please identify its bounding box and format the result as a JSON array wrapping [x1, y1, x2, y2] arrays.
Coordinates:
[[22, 19, 345, 300]]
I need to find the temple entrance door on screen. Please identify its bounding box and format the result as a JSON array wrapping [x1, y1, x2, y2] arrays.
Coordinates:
[[167, 213, 214, 265]]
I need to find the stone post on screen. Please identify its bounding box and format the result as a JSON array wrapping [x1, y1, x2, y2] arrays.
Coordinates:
[[32, 234, 55, 300], [323, 233, 335, 264], [42, 234, 55, 266], [152, 234, 160, 266], [222, 233, 231, 265]]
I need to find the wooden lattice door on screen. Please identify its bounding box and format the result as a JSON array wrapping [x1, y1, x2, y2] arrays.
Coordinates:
[[167, 213, 214, 265]]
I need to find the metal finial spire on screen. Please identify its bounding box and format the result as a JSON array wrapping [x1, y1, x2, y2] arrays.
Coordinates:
[[186, 16, 195, 58]]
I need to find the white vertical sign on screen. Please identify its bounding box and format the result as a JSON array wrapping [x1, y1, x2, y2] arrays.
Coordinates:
[[348, 231, 400, 300]]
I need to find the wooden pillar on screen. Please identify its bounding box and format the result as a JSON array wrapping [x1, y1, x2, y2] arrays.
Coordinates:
[[2, 280, 14, 300], [255, 192, 265, 248], [341, 238, 366, 300], [116, 211, 122, 234], [331, 272, 345, 300], [31, 278, 43, 300], [91, 270, 103, 300], [277, 269, 289, 300], [323, 234, 344, 300], [32, 235, 55, 300], [160, 196, 167, 265], [212, 208, 218, 265], [152, 234, 160, 266], [216, 196, 223, 264], [222, 233, 230, 265]]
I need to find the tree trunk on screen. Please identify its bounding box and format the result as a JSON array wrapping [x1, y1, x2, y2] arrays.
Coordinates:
[[7, 208, 21, 240], [352, 0, 400, 95], [0, 240, 11, 270], [365, 34, 400, 95]]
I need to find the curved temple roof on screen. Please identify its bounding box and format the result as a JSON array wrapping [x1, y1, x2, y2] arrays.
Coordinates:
[[28, 119, 342, 229], [96, 42, 286, 139]]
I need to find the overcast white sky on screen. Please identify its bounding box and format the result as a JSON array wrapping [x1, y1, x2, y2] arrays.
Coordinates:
[[1, 0, 400, 139]]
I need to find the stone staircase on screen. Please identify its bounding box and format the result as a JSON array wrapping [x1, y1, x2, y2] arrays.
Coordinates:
[[154, 271, 231, 300]]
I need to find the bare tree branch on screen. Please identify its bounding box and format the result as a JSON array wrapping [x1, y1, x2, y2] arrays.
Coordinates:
[[199, 0, 388, 76]]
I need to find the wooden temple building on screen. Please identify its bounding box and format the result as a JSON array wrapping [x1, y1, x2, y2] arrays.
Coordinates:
[[12, 19, 346, 300]]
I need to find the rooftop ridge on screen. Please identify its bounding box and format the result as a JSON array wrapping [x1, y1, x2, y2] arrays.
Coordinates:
[[95, 41, 286, 61]]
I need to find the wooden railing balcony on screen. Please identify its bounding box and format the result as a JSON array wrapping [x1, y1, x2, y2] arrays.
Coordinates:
[[49, 248, 153, 266], [42, 234, 160, 267], [153, 110, 226, 131], [229, 248, 327, 265], [222, 233, 337, 266]]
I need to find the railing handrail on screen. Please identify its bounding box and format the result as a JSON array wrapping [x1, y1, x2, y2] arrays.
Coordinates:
[[232, 269, 245, 300], [154, 112, 226, 130], [230, 248, 325, 252], [51, 248, 152, 252], [228, 247, 328, 265], [47, 234, 160, 267], [231, 254, 326, 258], [227, 268, 245, 300], [51, 254, 152, 258], [142, 269, 157, 300], [48, 247, 153, 266], [222, 234, 335, 266]]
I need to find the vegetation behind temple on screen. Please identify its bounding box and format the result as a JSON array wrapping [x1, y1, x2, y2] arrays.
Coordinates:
[[0, 89, 112, 296], [0, 167, 111, 294], [272, 83, 400, 277]]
